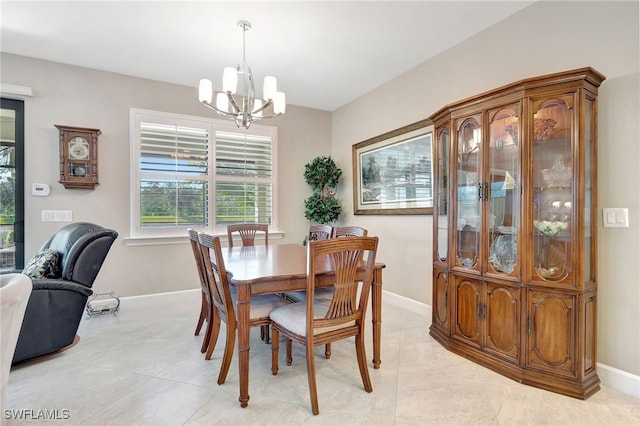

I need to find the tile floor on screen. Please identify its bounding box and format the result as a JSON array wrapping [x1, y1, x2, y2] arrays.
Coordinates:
[[5, 290, 640, 425]]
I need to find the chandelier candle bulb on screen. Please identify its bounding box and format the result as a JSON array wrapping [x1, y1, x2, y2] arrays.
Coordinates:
[[199, 79, 213, 103], [263, 76, 277, 100], [273, 91, 286, 114], [216, 92, 229, 112], [223, 67, 238, 93]]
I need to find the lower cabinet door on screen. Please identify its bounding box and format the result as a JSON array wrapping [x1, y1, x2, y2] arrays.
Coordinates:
[[432, 269, 450, 334], [453, 275, 482, 348], [485, 282, 521, 363], [526, 289, 576, 378]]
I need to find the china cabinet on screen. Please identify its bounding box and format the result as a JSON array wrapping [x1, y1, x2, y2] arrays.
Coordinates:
[[429, 68, 604, 399]]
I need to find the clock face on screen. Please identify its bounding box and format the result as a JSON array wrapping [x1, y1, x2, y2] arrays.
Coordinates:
[[69, 136, 90, 160]]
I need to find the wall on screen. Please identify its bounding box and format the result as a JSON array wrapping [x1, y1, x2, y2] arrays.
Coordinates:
[[331, 0, 640, 382], [0, 53, 332, 297]]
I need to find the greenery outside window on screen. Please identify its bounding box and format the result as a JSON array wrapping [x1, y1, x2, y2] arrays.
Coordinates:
[[131, 109, 277, 238]]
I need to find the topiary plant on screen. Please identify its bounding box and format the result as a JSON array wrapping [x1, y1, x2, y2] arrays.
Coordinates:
[[303, 156, 342, 231]]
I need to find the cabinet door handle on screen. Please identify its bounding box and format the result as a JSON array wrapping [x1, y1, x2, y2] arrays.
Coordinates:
[[483, 182, 489, 200], [478, 183, 483, 200]]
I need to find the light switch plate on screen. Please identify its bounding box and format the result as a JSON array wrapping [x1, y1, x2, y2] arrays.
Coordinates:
[[42, 210, 72, 222], [602, 208, 629, 228]]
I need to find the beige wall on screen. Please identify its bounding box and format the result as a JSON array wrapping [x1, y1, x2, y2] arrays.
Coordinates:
[[1, 53, 332, 297], [331, 0, 639, 376]]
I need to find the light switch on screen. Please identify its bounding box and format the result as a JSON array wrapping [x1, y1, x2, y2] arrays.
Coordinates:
[[42, 210, 73, 222], [602, 208, 629, 228]]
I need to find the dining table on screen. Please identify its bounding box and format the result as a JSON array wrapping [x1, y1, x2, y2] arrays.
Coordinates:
[[221, 242, 385, 408]]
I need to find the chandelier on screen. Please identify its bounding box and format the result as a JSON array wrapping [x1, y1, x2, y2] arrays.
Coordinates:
[[198, 20, 286, 129]]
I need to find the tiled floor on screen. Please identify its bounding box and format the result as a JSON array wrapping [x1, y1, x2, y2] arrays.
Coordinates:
[[6, 290, 639, 425]]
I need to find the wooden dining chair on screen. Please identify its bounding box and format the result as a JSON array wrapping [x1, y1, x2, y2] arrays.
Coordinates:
[[307, 223, 333, 242], [198, 232, 290, 385], [226, 223, 271, 341], [226, 223, 269, 248], [332, 225, 368, 238], [188, 229, 213, 354], [269, 236, 379, 415]]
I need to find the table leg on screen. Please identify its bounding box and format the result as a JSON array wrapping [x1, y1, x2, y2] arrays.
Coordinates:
[[371, 267, 382, 369], [236, 284, 251, 407]]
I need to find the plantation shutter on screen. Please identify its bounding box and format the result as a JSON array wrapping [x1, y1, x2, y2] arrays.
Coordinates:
[[215, 130, 272, 225], [138, 122, 210, 228]]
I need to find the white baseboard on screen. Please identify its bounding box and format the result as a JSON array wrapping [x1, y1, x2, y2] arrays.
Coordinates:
[[596, 363, 640, 399], [382, 289, 432, 321], [382, 290, 639, 400]]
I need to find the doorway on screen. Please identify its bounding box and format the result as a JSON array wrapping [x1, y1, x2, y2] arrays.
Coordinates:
[[1, 98, 25, 272]]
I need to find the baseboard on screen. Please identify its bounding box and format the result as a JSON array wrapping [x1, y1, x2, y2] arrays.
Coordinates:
[[382, 289, 431, 322], [596, 362, 640, 399], [382, 289, 639, 400]]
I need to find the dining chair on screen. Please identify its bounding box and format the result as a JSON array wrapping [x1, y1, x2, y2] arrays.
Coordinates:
[[226, 223, 269, 248], [286, 223, 334, 304], [226, 223, 271, 341], [269, 236, 379, 415], [289, 224, 369, 357], [188, 229, 213, 353], [197, 232, 290, 385], [332, 225, 368, 238], [307, 223, 333, 242]]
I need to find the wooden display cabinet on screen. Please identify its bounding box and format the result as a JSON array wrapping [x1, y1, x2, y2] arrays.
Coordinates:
[[429, 68, 604, 399]]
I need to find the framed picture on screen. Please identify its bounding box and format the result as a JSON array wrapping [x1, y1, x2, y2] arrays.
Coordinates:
[[352, 119, 434, 215]]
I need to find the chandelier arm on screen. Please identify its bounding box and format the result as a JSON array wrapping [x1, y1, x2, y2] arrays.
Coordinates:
[[226, 92, 241, 113], [200, 101, 240, 119], [251, 99, 273, 114]]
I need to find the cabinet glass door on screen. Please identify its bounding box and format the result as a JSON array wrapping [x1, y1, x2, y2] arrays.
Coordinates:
[[532, 98, 573, 282], [436, 128, 450, 263], [456, 117, 481, 268], [488, 107, 519, 275]]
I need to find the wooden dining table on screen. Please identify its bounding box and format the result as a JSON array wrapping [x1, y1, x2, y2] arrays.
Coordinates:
[[221, 242, 385, 408]]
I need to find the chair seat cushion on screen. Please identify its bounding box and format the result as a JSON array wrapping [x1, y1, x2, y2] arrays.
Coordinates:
[[270, 301, 355, 336], [249, 294, 291, 320], [22, 249, 61, 279]]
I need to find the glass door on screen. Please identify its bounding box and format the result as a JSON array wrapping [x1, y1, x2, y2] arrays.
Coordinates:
[[435, 127, 450, 264], [532, 97, 574, 283], [487, 106, 520, 277], [455, 116, 481, 269], [0, 98, 25, 272]]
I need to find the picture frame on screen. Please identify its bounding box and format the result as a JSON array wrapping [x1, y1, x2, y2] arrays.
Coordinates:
[[352, 119, 434, 215]]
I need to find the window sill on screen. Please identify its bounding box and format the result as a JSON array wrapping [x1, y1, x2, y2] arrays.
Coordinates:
[[123, 231, 284, 247]]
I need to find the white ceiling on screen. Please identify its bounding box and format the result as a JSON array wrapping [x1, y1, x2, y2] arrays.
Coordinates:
[[1, 1, 535, 111]]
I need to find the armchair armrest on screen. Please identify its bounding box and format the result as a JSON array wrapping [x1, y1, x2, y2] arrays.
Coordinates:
[[30, 279, 93, 298]]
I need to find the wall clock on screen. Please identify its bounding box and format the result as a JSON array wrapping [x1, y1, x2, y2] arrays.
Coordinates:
[[55, 125, 101, 189]]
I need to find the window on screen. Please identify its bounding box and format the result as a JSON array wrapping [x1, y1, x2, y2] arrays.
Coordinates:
[[130, 109, 277, 238]]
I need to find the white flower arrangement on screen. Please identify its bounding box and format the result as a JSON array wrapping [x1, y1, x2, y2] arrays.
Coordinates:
[[534, 220, 568, 236]]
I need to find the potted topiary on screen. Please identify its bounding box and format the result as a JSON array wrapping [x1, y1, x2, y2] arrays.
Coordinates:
[[303, 156, 342, 243]]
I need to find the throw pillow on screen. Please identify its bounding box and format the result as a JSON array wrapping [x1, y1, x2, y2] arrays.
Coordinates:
[[22, 249, 61, 279]]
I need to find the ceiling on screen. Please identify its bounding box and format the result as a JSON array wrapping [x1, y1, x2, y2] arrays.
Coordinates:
[[0, 1, 535, 111]]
